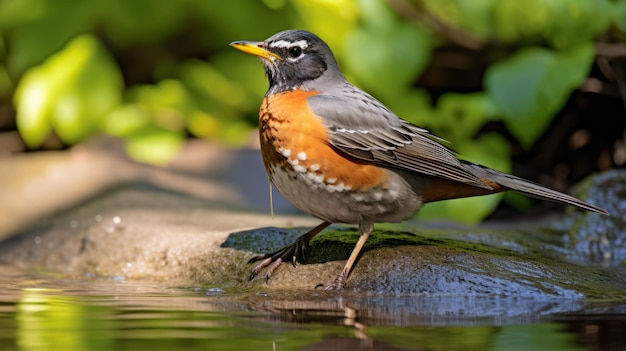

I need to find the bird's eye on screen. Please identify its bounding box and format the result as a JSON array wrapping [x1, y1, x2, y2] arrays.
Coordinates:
[[288, 46, 303, 58]]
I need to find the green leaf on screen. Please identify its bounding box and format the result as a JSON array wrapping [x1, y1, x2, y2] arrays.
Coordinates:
[[377, 88, 431, 127], [100, 0, 185, 46], [544, 0, 611, 49], [192, 0, 292, 46], [341, 0, 432, 99], [13, 68, 52, 147], [435, 92, 500, 143], [344, 22, 431, 98], [0, 0, 47, 29], [128, 80, 190, 132], [209, 52, 272, 113], [490, 0, 611, 48], [485, 44, 595, 148], [180, 59, 251, 111], [613, 0, 626, 33], [454, 0, 495, 38], [102, 104, 150, 138], [502, 191, 534, 211], [493, 0, 551, 42], [422, 0, 495, 39], [5, 1, 96, 73], [125, 127, 185, 165], [357, 0, 397, 29], [291, 0, 358, 50], [14, 35, 123, 147]]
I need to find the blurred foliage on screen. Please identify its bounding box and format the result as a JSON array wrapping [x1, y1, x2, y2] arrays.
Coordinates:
[[485, 44, 596, 148], [15, 35, 123, 147], [1, 0, 623, 223]]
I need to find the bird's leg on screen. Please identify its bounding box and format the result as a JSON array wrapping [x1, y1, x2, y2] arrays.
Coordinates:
[[248, 221, 331, 282], [325, 220, 373, 290]]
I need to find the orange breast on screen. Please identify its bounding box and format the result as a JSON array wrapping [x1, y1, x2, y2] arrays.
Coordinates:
[[260, 90, 389, 192]]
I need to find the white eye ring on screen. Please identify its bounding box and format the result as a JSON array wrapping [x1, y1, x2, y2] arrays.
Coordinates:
[[287, 45, 303, 59], [269, 40, 308, 61]]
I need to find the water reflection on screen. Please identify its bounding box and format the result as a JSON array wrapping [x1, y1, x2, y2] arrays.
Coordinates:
[[16, 289, 114, 351], [1, 268, 625, 351]]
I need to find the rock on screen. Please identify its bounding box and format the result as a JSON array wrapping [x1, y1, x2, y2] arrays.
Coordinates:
[[1, 140, 624, 298], [1, 180, 622, 298], [226, 227, 625, 297], [0, 184, 316, 287], [560, 169, 626, 265]]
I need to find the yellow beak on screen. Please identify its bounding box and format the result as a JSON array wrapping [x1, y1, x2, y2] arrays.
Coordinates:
[[229, 41, 283, 61]]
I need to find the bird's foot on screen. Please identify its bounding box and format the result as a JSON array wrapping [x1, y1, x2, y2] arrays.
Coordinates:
[[248, 235, 310, 282], [322, 271, 347, 291]]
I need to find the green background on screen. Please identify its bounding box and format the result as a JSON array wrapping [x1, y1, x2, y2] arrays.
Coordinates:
[[1, 0, 623, 223]]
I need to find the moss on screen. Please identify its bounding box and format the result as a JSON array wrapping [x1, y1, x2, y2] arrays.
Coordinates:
[[300, 226, 626, 298]]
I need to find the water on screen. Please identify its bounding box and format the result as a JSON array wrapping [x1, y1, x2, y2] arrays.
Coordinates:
[[1, 265, 625, 351]]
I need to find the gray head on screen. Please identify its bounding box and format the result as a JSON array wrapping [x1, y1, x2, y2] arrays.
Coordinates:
[[230, 30, 345, 94]]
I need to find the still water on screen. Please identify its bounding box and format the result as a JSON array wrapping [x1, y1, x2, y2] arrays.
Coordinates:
[[1, 265, 625, 351]]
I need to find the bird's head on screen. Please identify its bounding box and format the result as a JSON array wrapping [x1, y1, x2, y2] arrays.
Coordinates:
[[230, 30, 345, 94]]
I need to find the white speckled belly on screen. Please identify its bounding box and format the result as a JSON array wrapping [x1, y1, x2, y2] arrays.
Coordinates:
[[268, 163, 424, 224]]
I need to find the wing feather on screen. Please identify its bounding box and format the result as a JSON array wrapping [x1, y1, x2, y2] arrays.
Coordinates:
[[308, 92, 492, 190], [305, 90, 608, 215]]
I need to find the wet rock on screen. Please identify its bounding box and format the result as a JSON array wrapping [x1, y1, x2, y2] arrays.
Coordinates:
[[225, 227, 626, 298], [559, 169, 626, 265], [435, 170, 626, 267], [1, 143, 624, 298]]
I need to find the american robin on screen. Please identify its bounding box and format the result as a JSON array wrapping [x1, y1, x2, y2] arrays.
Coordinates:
[[230, 29, 609, 290]]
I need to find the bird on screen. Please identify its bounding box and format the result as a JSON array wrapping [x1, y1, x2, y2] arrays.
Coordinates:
[[230, 29, 609, 290]]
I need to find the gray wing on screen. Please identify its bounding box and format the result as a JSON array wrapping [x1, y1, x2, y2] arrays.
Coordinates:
[[307, 91, 492, 189]]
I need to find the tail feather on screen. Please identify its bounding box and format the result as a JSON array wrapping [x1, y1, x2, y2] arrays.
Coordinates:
[[461, 161, 610, 216]]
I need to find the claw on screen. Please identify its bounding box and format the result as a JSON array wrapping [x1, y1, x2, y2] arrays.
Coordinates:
[[248, 254, 266, 264], [324, 273, 346, 290], [265, 258, 284, 282], [249, 257, 273, 280], [246, 222, 331, 284], [291, 255, 298, 267], [247, 241, 300, 282]]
